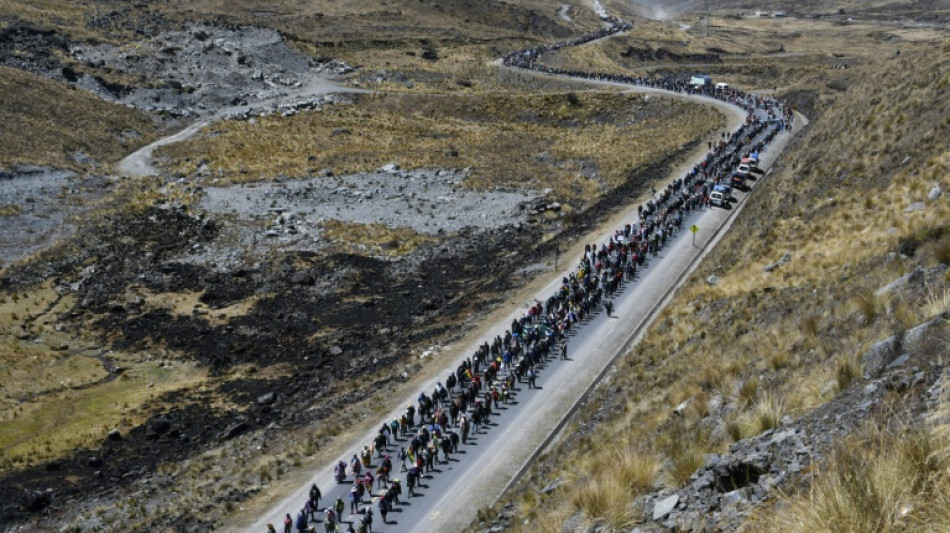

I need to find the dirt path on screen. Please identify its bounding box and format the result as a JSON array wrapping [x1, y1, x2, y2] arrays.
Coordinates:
[[116, 76, 364, 177]]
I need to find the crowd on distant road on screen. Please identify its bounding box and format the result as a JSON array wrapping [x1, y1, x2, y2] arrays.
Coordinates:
[[268, 11, 792, 533]]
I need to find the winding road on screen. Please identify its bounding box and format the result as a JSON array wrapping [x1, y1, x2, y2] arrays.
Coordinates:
[[238, 15, 805, 533]]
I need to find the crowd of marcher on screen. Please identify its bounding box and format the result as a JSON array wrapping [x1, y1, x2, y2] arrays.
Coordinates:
[[270, 12, 792, 533]]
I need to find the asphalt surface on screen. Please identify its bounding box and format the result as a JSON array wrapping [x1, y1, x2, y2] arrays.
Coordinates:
[[242, 77, 800, 531]]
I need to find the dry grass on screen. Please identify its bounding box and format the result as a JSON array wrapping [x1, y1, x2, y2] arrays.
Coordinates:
[[156, 92, 723, 208], [0, 204, 25, 216], [0, 358, 208, 473], [747, 418, 950, 532], [0, 65, 156, 170], [562, 444, 657, 528], [319, 220, 436, 258], [132, 288, 262, 327], [491, 29, 950, 533]]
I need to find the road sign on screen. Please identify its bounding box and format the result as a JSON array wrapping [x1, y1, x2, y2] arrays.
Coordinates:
[[690, 224, 699, 246]]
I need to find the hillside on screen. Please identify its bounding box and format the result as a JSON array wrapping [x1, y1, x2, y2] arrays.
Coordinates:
[[0, 1, 730, 530], [0, 65, 156, 170], [1, 0, 948, 531], [475, 32, 950, 533]]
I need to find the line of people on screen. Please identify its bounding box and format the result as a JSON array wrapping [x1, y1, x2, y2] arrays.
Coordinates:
[[272, 13, 790, 533]]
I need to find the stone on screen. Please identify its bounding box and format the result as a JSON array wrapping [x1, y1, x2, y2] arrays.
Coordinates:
[[928, 186, 943, 201], [290, 271, 315, 286], [328, 346, 343, 356], [762, 252, 791, 272], [706, 275, 720, 285], [223, 420, 250, 440], [379, 163, 400, 172], [875, 268, 923, 296], [87, 456, 103, 467], [885, 353, 911, 369], [673, 400, 689, 416], [904, 201, 925, 213], [770, 429, 795, 445], [257, 392, 276, 405], [721, 488, 748, 507], [653, 494, 679, 520], [149, 419, 171, 435], [107, 429, 123, 441], [21, 490, 52, 513], [541, 478, 562, 494]]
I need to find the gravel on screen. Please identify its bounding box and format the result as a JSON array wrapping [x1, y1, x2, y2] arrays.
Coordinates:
[[0, 167, 114, 266], [192, 167, 542, 261], [70, 25, 352, 118]]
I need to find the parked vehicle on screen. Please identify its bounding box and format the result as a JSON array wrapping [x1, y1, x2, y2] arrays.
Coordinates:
[[689, 74, 712, 90], [731, 172, 746, 190], [710, 184, 731, 207]]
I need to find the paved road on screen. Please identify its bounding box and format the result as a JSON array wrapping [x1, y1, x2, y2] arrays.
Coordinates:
[[242, 79, 799, 531]]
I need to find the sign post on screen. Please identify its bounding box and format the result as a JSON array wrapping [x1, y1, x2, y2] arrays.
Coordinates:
[[690, 224, 699, 246]]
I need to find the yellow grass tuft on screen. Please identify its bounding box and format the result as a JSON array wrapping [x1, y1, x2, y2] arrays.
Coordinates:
[[748, 420, 950, 532]]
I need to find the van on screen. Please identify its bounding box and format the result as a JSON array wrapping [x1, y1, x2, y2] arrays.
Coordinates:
[[690, 74, 712, 89], [710, 190, 727, 207], [715, 82, 730, 91]]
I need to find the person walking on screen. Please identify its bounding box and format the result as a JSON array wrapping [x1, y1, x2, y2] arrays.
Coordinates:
[[334, 496, 345, 521], [605, 300, 613, 317], [309, 484, 322, 511], [268, 524, 277, 533], [527, 368, 536, 389], [284, 513, 293, 533], [378, 496, 389, 524]]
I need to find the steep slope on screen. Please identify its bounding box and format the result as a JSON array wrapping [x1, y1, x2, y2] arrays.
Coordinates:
[[0, 65, 155, 170], [476, 37, 950, 533]]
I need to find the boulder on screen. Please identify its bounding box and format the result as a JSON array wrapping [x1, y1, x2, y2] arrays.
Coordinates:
[[653, 494, 679, 520], [107, 429, 123, 441], [875, 267, 923, 296], [928, 186, 943, 201], [21, 490, 52, 513]]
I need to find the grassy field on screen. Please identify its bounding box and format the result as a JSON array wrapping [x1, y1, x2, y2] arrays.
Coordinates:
[[0, 279, 211, 473], [545, 15, 945, 92], [155, 91, 725, 207], [485, 29, 950, 533], [0, 65, 157, 171]]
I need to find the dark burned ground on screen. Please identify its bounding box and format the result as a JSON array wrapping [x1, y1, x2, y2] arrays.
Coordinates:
[[0, 143, 692, 527]]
